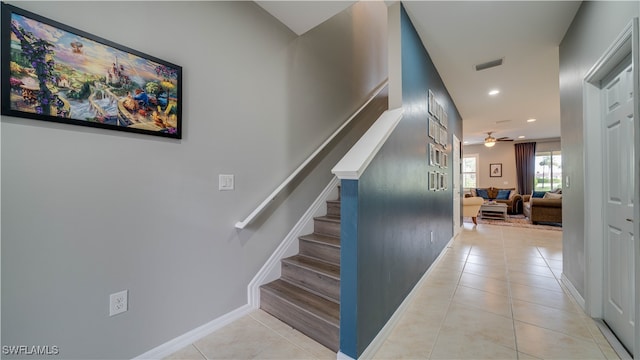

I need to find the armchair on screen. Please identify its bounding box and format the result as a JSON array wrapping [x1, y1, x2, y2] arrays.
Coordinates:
[[463, 196, 484, 225]]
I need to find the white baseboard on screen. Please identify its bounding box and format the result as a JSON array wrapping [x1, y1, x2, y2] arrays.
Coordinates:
[[337, 351, 355, 360], [133, 304, 253, 360], [561, 273, 586, 310], [358, 236, 455, 359], [247, 177, 340, 308]]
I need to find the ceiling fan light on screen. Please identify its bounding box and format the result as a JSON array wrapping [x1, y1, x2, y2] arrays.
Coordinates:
[[484, 138, 496, 147]]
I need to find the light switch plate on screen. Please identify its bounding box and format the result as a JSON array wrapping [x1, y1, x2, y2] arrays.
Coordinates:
[[219, 174, 234, 191]]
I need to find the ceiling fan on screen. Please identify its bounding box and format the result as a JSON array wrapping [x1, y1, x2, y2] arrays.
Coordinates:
[[484, 132, 513, 147]]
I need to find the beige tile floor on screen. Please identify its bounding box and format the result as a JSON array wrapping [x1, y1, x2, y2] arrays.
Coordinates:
[[165, 223, 621, 360]]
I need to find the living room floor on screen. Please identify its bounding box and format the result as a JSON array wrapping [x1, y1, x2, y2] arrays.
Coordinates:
[[165, 223, 621, 360]]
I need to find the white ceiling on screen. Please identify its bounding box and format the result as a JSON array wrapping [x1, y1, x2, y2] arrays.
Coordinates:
[[255, 1, 582, 145], [255, 1, 356, 35]]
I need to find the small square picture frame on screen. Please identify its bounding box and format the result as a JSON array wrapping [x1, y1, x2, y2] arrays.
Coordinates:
[[490, 163, 502, 177]]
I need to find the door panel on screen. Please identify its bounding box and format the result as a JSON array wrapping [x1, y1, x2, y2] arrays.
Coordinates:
[[603, 63, 635, 354]]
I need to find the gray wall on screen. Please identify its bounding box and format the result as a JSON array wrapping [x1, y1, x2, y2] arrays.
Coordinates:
[[559, 1, 639, 297], [1, 1, 388, 358]]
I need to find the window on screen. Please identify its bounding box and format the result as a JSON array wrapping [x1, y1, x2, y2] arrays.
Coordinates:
[[535, 151, 562, 191], [462, 154, 478, 189]]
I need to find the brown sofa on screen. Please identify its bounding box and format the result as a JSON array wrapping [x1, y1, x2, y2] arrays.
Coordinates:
[[523, 195, 562, 224], [470, 187, 522, 214]]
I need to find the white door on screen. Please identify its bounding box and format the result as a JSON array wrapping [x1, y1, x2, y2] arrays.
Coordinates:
[[453, 134, 461, 235], [603, 61, 635, 354]]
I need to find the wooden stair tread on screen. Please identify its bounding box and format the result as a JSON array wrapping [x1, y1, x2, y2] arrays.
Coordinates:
[[299, 233, 340, 248], [315, 215, 340, 223], [282, 255, 340, 279], [261, 279, 339, 326]]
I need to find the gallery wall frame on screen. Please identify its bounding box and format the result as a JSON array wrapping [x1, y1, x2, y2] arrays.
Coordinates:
[[428, 116, 438, 140], [429, 143, 437, 166], [439, 127, 447, 146], [1, 2, 182, 139], [429, 171, 437, 191]]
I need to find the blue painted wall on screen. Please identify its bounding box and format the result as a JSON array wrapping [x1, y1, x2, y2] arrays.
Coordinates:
[[339, 5, 463, 357]]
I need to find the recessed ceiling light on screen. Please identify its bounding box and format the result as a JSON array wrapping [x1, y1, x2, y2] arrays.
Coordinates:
[[463, 141, 469, 144], [527, 118, 536, 122], [518, 135, 525, 139], [488, 89, 500, 96]]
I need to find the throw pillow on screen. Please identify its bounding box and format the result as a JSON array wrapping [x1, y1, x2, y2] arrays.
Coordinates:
[[543, 192, 562, 199], [476, 188, 490, 199], [496, 189, 511, 200], [532, 191, 546, 198]]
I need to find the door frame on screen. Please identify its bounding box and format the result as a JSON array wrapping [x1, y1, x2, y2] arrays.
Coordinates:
[[583, 18, 639, 354], [453, 134, 462, 236]]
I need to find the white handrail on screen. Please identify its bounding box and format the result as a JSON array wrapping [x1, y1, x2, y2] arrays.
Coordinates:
[[235, 80, 389, 229], [331, 107, 403, 180]]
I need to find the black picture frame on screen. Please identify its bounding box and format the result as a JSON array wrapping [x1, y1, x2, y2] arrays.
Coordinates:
[[490, 163, 502, 177], [1, 3, 182, 139]]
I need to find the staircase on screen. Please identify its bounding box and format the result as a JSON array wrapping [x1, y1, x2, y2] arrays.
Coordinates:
[[260, 191, 341, 352]]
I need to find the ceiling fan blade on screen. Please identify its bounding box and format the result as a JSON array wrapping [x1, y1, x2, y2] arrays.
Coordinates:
[[496, 138, 513, 141]]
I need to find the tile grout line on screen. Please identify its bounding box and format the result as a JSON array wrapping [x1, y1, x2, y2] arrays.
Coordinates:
[[425, 240, 472, 360], [248, 312, 323, 359], [191, 342, 209, 360], [500, 226, 523, 358], [532, 236, 615, 359]]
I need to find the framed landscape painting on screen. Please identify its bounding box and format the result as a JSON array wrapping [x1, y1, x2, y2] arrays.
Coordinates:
[[1, 3, 182, 139]]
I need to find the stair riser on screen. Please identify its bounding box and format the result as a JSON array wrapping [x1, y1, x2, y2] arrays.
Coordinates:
[[282, 262, 340, 302], [326, 202, 340, 217], [260, 289, 339, 352], [314, 219, 340, 237], [299, 240, 340, 265]]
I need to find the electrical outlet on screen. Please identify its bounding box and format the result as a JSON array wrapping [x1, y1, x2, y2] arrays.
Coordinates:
[[109, 290, 128, 317]]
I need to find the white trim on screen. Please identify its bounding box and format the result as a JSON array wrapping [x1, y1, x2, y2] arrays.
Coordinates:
[[562, 273, 586, 310], [594, 320, 634, 360], [236, 81, 388, 229], [582, 75, 606, 318], [133, 304, 253, 360], [332, 108, 403, 180], [247, 177, 340, 307], [337, 351, 355, 360], [357, 236, 455, 359], [453, 134, 462, 236], [633, 17, 640, 358]]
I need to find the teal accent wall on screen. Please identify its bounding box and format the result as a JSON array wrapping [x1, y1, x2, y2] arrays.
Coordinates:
[[338, 5, 463, 357], [339, 180, 359, 357]]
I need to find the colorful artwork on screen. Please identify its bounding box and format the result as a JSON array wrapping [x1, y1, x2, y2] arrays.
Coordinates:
[[1, 4, 182, 138]]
